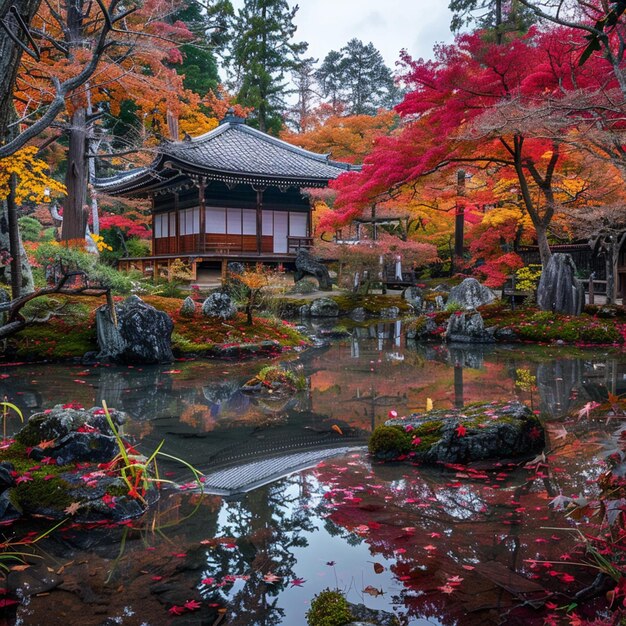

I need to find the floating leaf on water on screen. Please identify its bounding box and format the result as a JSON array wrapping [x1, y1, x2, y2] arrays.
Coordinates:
[[373, 562, 385, 574], [363, 585, 384, 597]]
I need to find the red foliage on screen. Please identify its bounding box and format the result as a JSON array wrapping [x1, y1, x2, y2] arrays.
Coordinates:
[[474, 253, 524, 288], [327, 25, 623, 247], [100, 215, 150, 239]]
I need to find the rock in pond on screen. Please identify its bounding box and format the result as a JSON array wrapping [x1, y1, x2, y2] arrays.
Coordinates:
[[447, 278, 496, 310], [310, 297, 340, 317], [369, 401, 544, 464], [3, 404, 160, 524], [96, 295, 174, 364], [445, 311, 495, 343]]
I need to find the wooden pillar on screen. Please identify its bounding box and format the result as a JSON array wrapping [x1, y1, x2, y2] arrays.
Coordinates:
[[150, 195, 156, 257], [198, 177, 206, 253], [221, 258, 228, 285], [174, 192, 180, 255], [256, 188, 264, 254]]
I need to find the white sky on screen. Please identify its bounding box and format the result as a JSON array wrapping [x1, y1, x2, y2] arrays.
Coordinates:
[[229, 1, 455, 68]]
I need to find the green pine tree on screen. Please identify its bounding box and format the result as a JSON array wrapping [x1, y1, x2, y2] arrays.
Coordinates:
[[227, 0, 307, 134], [171, 0, 231, 97], [448, 0, 535, 41]]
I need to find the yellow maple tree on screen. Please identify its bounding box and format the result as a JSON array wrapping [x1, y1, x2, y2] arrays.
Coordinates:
[[0, 146, 66, 203]]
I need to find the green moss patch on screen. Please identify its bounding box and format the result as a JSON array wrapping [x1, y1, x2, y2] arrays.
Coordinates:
[[5, 295, 308, 361], [306, 588, 353, 626], [481, 307, 623, 344]]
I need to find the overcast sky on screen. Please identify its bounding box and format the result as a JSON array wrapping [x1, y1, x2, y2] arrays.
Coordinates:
[[230, 1, 455, 68]]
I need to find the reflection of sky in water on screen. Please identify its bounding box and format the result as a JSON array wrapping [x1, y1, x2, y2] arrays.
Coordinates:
[[203, 478, 443, 626]]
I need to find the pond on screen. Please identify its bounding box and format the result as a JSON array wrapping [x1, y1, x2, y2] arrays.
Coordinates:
[[2, 323, 625, 625]]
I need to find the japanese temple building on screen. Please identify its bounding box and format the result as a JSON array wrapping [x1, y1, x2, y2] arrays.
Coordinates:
[[96, 110, 356, 280]]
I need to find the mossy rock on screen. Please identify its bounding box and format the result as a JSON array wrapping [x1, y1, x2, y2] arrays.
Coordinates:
[[306, 588, 353, 626], [370, 401, 545, 465]]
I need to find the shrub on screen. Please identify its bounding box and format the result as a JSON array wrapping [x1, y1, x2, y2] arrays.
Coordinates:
[[515, 264, 542, 292], [306, 589, 353, 626], [34, 241, 136, 293], [18, 216, 43, 242], [368, 425, 412, 457]]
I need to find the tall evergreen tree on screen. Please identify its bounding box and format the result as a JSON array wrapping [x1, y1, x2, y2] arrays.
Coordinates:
[[172, 0, 230, 97], [227, 0, 307, 134], [315, 50, 344, 114], [287, 56, 319, 133], [449, 0, 535, 41], [339, 39, 398, 115], [316, 40, 398, 116]]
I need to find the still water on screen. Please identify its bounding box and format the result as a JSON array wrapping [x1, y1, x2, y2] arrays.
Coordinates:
[[2, 323, 625, 625]]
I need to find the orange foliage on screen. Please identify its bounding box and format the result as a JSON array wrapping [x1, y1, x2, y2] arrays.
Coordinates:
[[281, 110, 398, 164], [15, 1, 218, 143]]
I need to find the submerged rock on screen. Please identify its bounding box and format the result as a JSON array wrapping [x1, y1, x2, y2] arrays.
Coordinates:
[[370, 401, 544, 465]]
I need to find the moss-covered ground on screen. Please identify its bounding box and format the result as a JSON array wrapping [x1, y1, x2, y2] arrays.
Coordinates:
[[479, 302, 625, 345], [4, 295, 307, 361]]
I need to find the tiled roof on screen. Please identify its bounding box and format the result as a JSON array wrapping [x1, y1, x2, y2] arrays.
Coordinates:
[[166, 121, 354, 180], [96, 118, 357, 194]]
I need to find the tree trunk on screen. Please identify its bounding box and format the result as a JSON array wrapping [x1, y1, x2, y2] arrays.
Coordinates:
[[605, 241, 619, 305], [62, 107, 89, 241], [0, 1, 42, 142], [533, 221, 552, 267], [0, 198, 34, 296], [0, 0, 39, 297]]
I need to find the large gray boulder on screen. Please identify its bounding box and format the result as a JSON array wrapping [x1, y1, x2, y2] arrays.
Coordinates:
[[537, 253, 584, 315], [310, 297, 339, 317], [201, 292, 237, 320], [445, 311, 495, 343], [96, 295, 174, 364], [294, 249, 332, 291], [447, 278, 496, 310]]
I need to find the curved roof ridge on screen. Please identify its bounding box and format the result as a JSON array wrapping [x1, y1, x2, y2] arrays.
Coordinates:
[[234, 124, 333, 163], [171, 121, 340, 165]]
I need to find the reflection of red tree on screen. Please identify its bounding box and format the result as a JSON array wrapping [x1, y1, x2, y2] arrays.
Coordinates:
[[308, 350, 513, 431], [314, 449, 607, 625]]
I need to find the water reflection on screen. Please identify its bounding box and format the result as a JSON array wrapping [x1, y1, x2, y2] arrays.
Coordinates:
[[2, 325, 625, 451], [2, 324, 626, 625]]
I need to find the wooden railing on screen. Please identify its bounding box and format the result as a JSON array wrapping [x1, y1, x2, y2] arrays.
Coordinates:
[[287, 236, 313, 252]]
